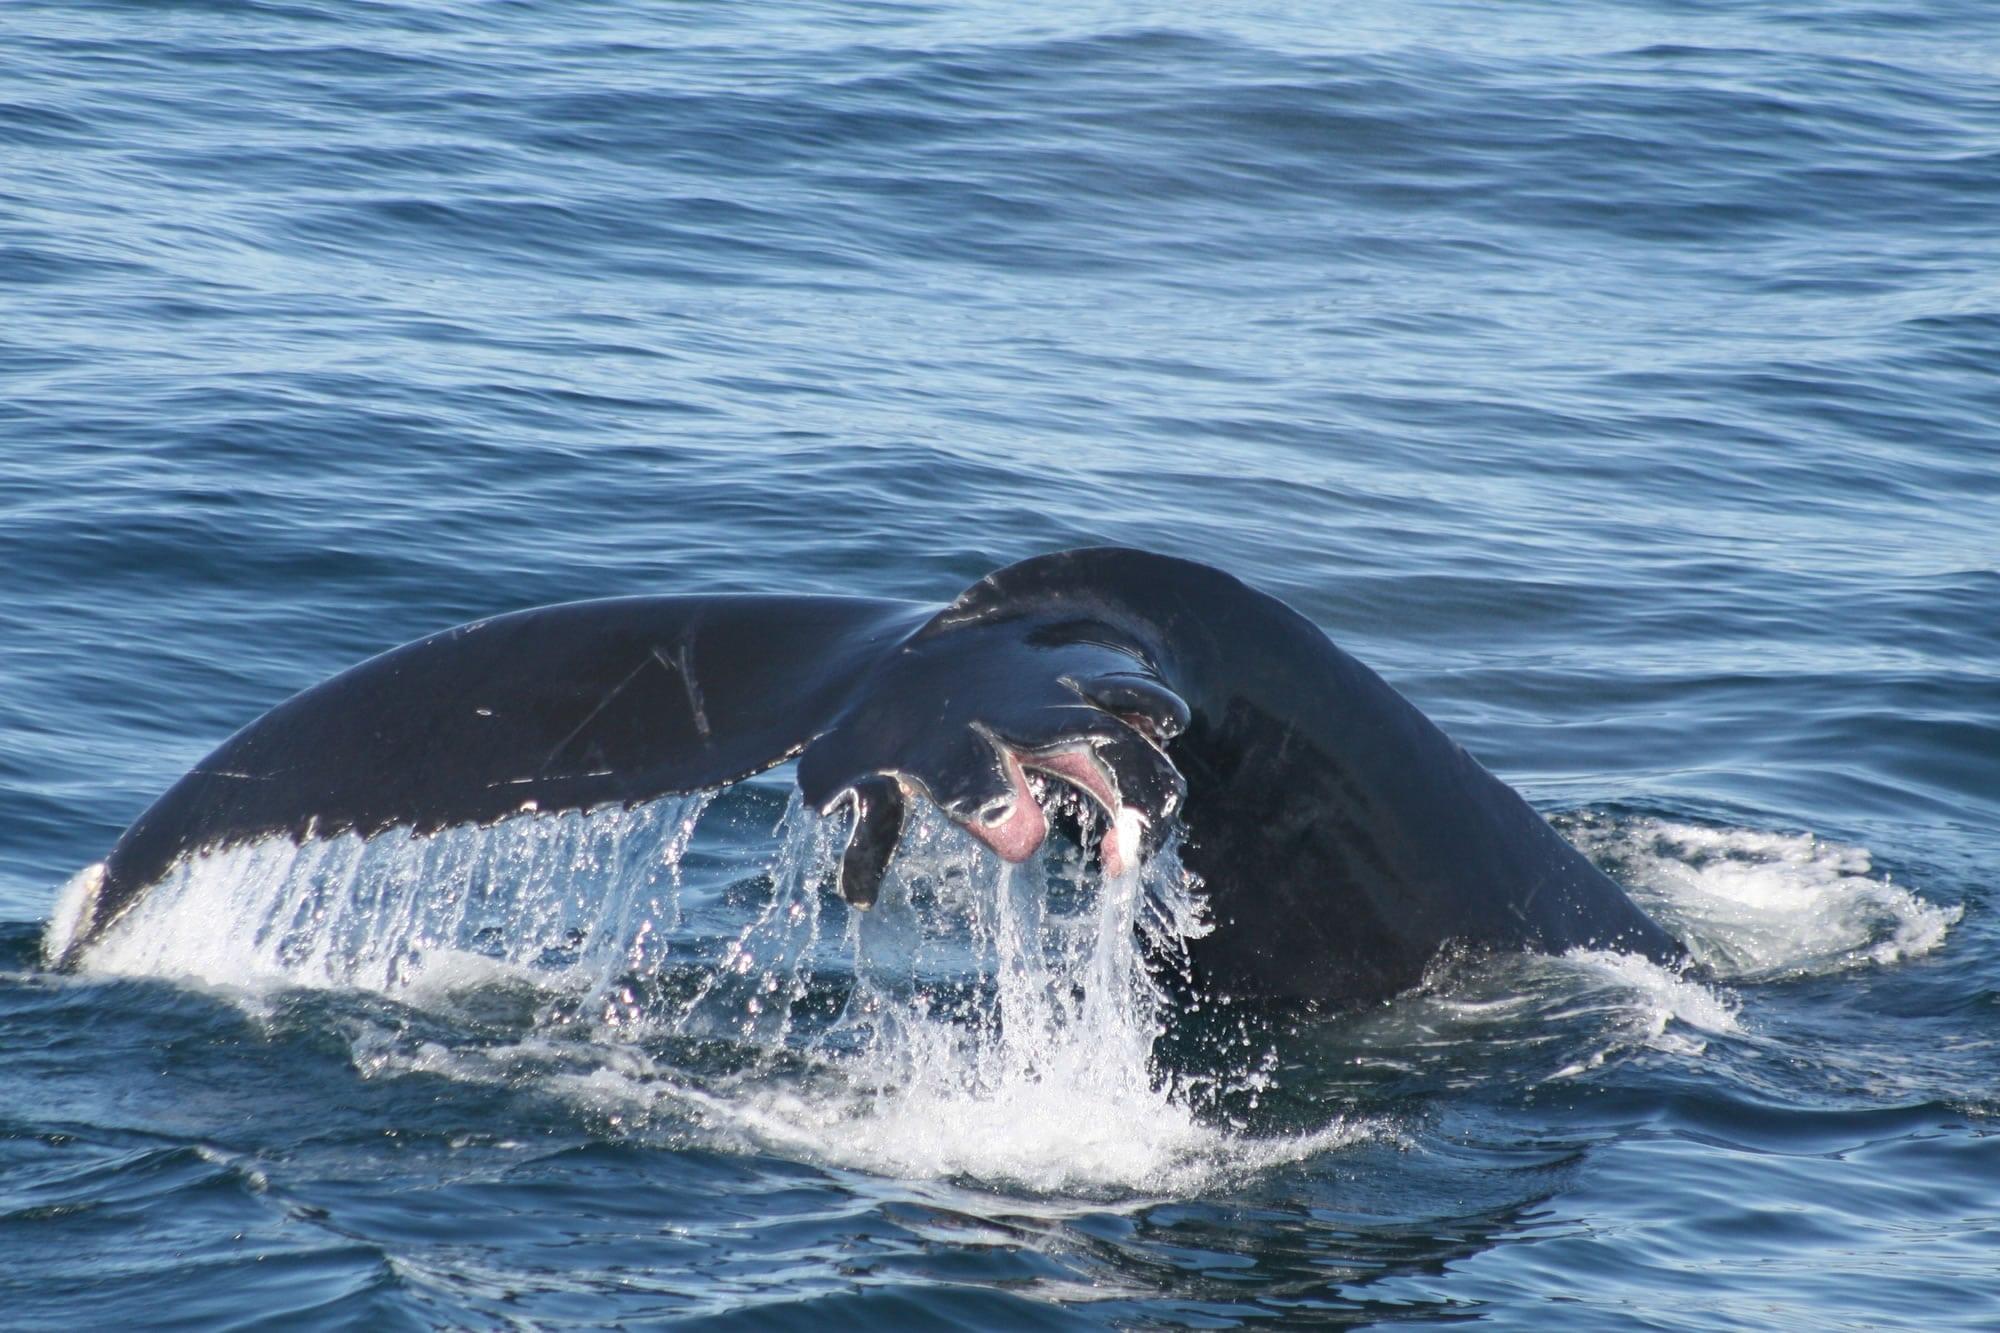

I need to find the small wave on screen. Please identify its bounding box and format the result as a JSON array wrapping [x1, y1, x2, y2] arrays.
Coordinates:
[[1567, 815, 1961, 980], [1544, 948, 1742, 1078], [1310, 941, 1740, 1093]]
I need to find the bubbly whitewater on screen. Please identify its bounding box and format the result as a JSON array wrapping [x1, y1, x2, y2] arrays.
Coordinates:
[[1569, 815, 1962, 978]]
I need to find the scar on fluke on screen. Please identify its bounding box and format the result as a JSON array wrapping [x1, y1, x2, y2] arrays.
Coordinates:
[[654, 643, 711, 742]]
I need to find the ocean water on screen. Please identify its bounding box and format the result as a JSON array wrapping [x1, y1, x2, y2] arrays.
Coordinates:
[[4, 0, 1998, 1326]]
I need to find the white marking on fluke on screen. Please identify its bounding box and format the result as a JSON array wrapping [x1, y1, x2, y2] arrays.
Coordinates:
[[43, 862, 105, 966]]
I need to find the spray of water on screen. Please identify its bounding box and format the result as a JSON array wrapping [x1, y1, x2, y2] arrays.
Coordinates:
[[56, 788, 1361, 1192], [619, 795, 1360, 1193], [705, 800, 1334, 1192]]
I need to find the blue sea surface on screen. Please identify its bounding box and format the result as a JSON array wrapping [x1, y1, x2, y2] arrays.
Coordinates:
[[4, 0, 1998, 1327]]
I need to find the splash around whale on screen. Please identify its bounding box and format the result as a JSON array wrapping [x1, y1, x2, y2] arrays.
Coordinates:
[[47, 548, 1683, 1004]]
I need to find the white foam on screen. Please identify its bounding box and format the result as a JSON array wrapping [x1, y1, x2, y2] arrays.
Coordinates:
[[1568, 816, 1960, 980], [705, 1075, 1375, 1197]]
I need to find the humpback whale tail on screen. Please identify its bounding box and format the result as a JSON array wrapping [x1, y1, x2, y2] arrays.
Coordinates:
[[54, 549, 1683, 1008]]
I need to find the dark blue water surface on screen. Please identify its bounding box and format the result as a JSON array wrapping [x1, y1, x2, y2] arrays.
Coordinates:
[[5, 0, 1998, 1326]]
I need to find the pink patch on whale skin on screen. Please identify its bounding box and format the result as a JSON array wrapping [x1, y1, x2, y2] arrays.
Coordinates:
[[1021, 745, 1137, 876], [1027, 746, 1116, 809], [961, 748, 1048, 862]]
